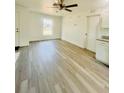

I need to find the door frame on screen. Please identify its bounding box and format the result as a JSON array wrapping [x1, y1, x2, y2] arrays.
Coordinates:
[[85, 14, 100, 52]]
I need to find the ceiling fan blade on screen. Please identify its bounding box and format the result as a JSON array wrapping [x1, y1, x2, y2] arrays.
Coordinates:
[[65, 4, 78, 8], [65, 8, 72, 12], [56, 0, 63, 4]]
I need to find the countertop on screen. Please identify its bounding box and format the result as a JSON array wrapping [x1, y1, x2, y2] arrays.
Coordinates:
[[96, 39, 109, 42]]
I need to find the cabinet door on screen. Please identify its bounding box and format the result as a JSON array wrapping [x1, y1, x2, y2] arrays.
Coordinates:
[[96, 41, 109, 65], [101, 14, 109, 28]]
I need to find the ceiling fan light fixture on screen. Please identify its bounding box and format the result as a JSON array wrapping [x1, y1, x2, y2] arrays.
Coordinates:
[[53, 3, 57, 6], [55, 0, 58, 3]]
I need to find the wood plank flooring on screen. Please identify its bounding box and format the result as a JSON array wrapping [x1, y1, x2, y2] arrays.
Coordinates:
[[15, 40, 109, 93]]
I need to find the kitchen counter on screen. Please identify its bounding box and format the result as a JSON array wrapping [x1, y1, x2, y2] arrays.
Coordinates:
[[96, 39, 109, 42]]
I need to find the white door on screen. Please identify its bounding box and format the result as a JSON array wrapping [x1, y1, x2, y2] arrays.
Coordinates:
[[15, 12, 20, 46], [86, 15, 100, 52]]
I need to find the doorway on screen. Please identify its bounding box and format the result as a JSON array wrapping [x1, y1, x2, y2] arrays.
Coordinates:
[[86, 15, 100, 52]]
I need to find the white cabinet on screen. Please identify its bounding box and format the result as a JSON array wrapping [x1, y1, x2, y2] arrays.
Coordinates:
[[101, 14, 109, 28], [96, 40, 109, 65]]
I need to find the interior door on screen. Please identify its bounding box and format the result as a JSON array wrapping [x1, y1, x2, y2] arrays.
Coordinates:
[[86, 15, 100, 52], [15, 12, 20, 46]]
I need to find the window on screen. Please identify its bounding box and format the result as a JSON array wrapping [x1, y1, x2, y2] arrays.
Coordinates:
[[43, 18, 53, 36]]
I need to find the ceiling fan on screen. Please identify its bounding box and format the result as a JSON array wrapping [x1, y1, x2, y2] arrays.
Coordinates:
[[51, 0, 78, 12]]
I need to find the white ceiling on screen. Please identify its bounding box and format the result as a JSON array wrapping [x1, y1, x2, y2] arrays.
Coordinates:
[[16, 0, 108, 16]]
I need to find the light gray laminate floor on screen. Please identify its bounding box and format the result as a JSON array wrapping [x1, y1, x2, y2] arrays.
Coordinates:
[[16, 40, 109, 93], [15, 52, 20, 62]]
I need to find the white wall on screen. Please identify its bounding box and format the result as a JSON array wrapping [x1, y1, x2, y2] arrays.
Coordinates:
[[16, 5, 62, 46], [62, 13, 87, 48], [28, 11, 62, 41], [62, 6, 109, 49], [88, 6, 109, 39]]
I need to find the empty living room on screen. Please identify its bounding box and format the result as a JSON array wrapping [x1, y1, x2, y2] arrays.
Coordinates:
[[2, 0, 124, 93], [15, 0, 109, 93]]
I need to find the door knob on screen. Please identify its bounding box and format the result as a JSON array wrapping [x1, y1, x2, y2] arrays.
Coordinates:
[[85, 33, 87, 36], [16, 28, 19, 32]]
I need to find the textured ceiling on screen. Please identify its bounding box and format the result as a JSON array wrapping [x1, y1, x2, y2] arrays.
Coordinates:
[[16, 0, 108, 16]]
